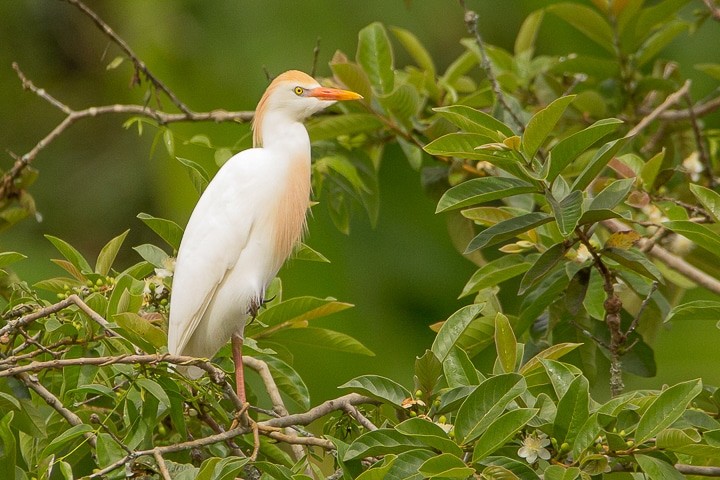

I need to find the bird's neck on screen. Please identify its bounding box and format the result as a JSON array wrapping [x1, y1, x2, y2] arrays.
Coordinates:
[[253, 110, 311, 153]]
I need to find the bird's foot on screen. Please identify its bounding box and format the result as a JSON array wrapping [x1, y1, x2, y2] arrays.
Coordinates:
[[246, 294, 275, 323], [229, 401, 251, 430]]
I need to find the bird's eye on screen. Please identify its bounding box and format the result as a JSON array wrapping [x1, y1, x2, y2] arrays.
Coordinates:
[[294, 86, 304, 96]]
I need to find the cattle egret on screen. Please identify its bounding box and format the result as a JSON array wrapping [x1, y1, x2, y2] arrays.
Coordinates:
[[167, 70, 362, 403]]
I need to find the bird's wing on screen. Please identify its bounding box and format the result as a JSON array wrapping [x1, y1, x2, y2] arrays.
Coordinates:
[[167, 148, 278, 355]]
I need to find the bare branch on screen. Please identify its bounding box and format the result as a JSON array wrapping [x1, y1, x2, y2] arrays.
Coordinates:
[[263, 393, 377, 429], [458, 1, 525, 133], [342, 403, 378, 431], [16, 372, 97, 448], [153, 450, 172, 480], [627, 80, 690, 138], [657, 92, 720, 121], [604, 219, 720, 295]]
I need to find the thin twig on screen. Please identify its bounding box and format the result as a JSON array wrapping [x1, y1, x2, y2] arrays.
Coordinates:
[[16, 372, 97, 448], [604, 219, 720, 295], [62, 0, 192, 115], [627, 281, 659, 336], [656, 91, 720, 121], [263, 393, 377, 429], [627, 80, 691, 138], [311, 37, 322, 78], [683, 89, 715, 187], [153, 449, 172, 480], [458, 1, 525, 132], [342, 403, 378, 431]]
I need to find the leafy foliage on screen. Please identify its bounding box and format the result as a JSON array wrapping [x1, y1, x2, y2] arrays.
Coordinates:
[[3, 0, 720, 478]]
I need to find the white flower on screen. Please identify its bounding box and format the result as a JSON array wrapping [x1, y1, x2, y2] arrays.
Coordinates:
[[518, 432, 551, 464], [682, 152, 704, 182], [574, 244, 592, 263]]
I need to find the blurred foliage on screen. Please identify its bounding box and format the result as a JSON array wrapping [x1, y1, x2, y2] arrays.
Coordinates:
[[2, 0, 720, 478]]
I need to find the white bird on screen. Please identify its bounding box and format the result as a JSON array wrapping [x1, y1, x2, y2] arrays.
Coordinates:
[[167, 70, 362, 403]]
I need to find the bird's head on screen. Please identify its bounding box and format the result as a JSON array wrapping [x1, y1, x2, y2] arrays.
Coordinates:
[[253, 70, 362, 147]]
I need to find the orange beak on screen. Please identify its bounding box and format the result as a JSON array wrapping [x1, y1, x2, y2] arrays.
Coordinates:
[[308, 87, 363, 101]]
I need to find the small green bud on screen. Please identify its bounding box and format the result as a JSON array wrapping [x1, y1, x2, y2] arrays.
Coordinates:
[[57, 293, 65, 299], [625, 440, 634, 448], [415, 389, 423, 398], [160, 298, 168, 306], [409, 411, 417, 417], [86, 279, 94, 287], [619, 430, 626, 437], [438, 415, 447, 424], [96, 278, 103, 286], [561, 442, 570, 452]]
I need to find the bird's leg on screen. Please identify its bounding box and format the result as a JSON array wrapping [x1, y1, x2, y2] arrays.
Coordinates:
[[231, 333, 247, 404]]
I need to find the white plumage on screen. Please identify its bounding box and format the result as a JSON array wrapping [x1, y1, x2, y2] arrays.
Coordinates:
[[167, 70, 362, 401]]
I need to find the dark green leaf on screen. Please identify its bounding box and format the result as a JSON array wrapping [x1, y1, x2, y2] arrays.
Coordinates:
[[522, 96, 576, 160], [330, 58, 373, 102], [431, 304, 485, 361], [636, 21, 689, 67], [395, 418, 463, 457], [443, 347, 481, 388], [519, 343, 582, 375], [268, 327, 374, 356], [414, 350, 443, 395], [339, 375, 411, 406], [45, 235, 92, 273], [664, 220, 720, 258], [635, 454, 685, 480], [291, 243, 330, 263], [549, 190, 583, 237], [419, 453, 475, 478], [554, 375, 589, 445], [357, 22, 394, 95], [519, 243, 568, 295], [602, 247, 662, 282], [437, 177, 537, 213], [690, 184, 720, 223], [635, 379, 702, 444], [390, 26, 435, 76], [589, 178, 635, 210], [462, 255, 533, 298], [112, 312, 166, 353], [248, 296, 353, 334], [137, 213, 183, 251], [472, 408, 537, 461], [257, 354, 310, 410], [455, 373, 526, 445], [424, 132, 500, 161], [344, 429, 426, 460], [571, 137, 629, 191], [95, 230, 129, 275], [466, 212, 554, 253], [433, 105, 514, 140], [495, 313, 517, 373]]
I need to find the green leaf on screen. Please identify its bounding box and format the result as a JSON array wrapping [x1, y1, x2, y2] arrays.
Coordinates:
[[424, 132, 501, 160], [690, 184, 720, 223], [666, 300, 720, 323], [45, 235, 92, 273], [356, 455, 397, 480], [462, 256, 533, 298], [344, 429, 426, 460], [0, 413, 16, 475], [339, 375, 411, 406], [549, 190, 583, 237], [257, 354, 310, 410], [162, 128, 175, 156], [267, 327, 374, 356], [330, 58, 373, 102], [522, 95, 575, 160], [589, 178, 635, 211], [431, 304, 485, 361], [177, 156, 210, 194], [95, 230, 129, 275], [357, 22, 394, 95], [518, 243, 568, 295], [519, 343, 582, 375], [663, 220, 720, 258], [544, 466, 581, 480], [455, 373, 526, 445], [0, 251, 26, 268], [135, 378, 170, 409], [495, 313, 517, 373], [553, 375, 589, 445], [443, 347, 481, 388], [515, 9, 544, 55], [437, 177, 537, 213], [602, 247, 663, 282], [433, 105, 514, 140], [132, 243, 169, 268], [465, 212, 554, 253], [640, 149, 665, 191], [547, 3, 615, 53], [390, 26, 435, 76], [395, 418, 463, 457], [419, 453, 475, 478], [635, 379, 703, 444], [291, 243, 330, 263], [571, 137, 629, 191], [477, 457, 539, 479], [398, 137, 423, 171], [636, 21, 689, 67], [472, 408, 537, 461], [414, 349, 443, 395], [248, 296, 353, 333], [40, 423, 94, 458], [307, 114, 383, 142], [112, 312, 166, 353], [137, 213, 183, 251], [635, 454, 685, 480]]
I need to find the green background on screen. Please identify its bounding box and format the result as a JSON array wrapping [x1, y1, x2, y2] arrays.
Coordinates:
[[2, 0, 719, 405]]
